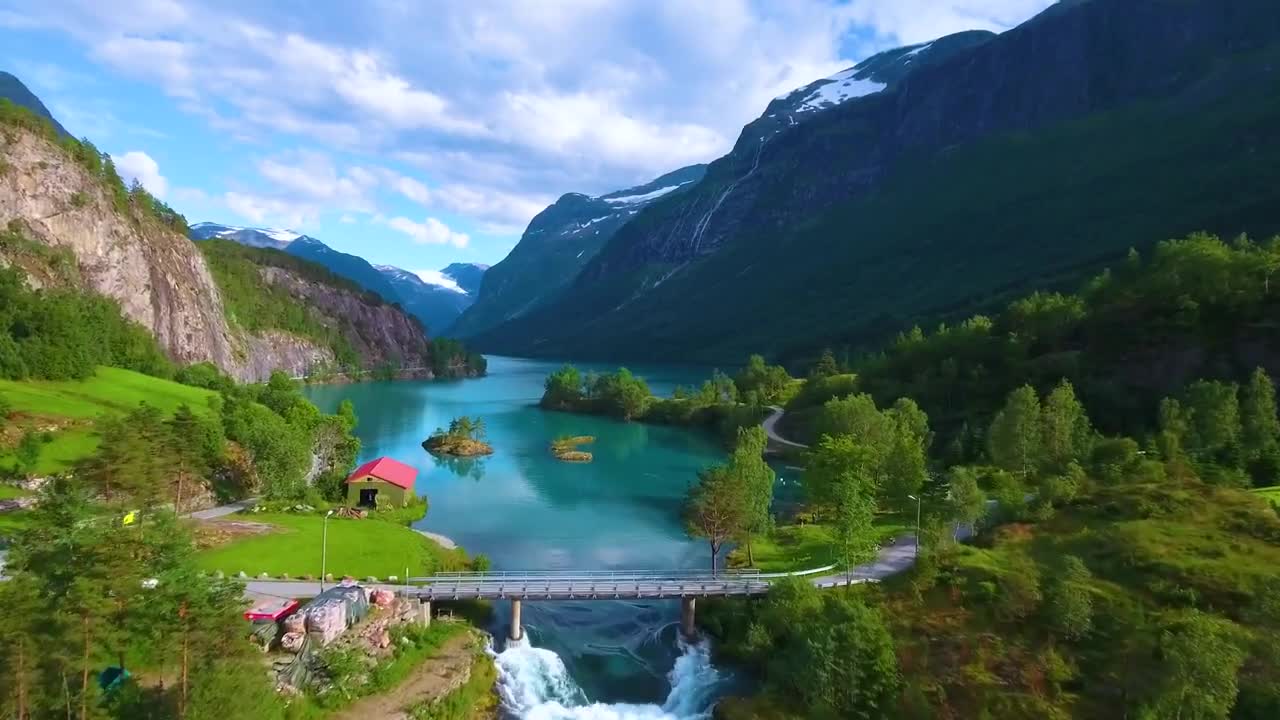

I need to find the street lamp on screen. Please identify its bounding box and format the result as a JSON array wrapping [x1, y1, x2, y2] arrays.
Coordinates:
[[907, 494, 922, 560], [320, 509, 335, 592]]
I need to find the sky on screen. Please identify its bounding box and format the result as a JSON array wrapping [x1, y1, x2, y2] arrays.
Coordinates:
[[0, 0, 1054, 273]]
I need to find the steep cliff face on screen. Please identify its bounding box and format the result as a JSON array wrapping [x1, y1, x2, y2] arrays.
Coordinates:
[[0, 130, 242, 370], [472, 0, 1280, 363], [0, 124, 442, 381], [258, 266, 432, 371]]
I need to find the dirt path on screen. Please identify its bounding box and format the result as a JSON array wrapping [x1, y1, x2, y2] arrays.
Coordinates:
[[332, 628, 479, 720]]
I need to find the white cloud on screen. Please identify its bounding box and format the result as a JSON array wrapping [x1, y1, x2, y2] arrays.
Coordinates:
[[388, 217, 471, 248], [339, 214, 356, 224], [14, 0, 1056, 259], [391, 175, 432, 206], [112, 150, 168, 198], [224, 191, 314, 228]]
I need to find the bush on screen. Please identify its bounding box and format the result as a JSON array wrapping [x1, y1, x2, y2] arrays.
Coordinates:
[[997, 557, 1042, 621]]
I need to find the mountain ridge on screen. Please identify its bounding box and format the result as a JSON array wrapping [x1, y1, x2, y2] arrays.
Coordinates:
[[448, 163, 707, 338], [466, 0, 1280, 365]]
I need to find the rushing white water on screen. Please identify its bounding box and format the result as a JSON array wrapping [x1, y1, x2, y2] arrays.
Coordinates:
[[492, 633, 726, 720]]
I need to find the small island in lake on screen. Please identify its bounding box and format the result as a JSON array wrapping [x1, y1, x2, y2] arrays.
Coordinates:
[[550, 435, 595, 462], [423, 416, 494, 457]]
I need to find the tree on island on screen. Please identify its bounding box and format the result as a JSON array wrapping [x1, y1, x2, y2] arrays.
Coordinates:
[[424, 416, 493, 457]]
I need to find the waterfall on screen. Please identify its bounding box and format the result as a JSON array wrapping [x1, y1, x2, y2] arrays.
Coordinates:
[[492, 635, 726, 720], [687, 138, 768, 255]]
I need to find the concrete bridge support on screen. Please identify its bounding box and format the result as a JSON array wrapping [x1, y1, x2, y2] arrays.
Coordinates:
[[509, 598, 523, 641], [680, 597, 697, 639], [418, 600, 432, 626]]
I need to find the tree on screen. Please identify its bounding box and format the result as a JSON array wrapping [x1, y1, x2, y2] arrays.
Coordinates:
[[593, 368, 651, 420], [166, 404, 215, 513], [727, 426, 775, 567], [811, 348, 840, 379], [1144, 613, 1248, 720], [15, 430, 40, 475], [758, 579, 900, 719], [1184, 380, 1242, 459], [1242, 367, 1280, 462], [541, 364, 583, 410], [684, 465, 746, 573], [1045, 555, 1094, 641], [804, 435, 880, 582], [734, 355, 790, 404], [1041, 380, 1093, 471], [948, 466, 987, 537], [988, 385, 1043, 478]]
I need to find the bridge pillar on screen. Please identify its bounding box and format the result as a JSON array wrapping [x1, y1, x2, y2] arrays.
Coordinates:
[[418, 600, 432, 627], [680, 597, 697, 639], [509, 599, 523, 642]]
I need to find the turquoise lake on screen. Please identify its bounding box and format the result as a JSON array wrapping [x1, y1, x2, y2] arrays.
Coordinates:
[[305, 355, 753, 712]]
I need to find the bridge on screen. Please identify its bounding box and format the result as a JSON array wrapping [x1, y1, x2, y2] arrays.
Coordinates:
[[401, 566, 835, 640], [243, 535, 930, 641]]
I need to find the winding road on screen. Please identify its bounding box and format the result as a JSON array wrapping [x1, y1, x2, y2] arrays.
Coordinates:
[[762, 405, 808, 452]]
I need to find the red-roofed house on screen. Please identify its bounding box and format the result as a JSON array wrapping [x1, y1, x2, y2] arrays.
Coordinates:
[[345, 457, 418, 508]]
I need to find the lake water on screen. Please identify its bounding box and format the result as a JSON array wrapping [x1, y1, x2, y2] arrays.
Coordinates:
[[304, 355, 742, 718]]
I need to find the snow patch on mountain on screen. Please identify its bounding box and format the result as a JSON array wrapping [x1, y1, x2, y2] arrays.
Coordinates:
[[412, 269, 468, 294], [602, 181, 693, 205], [796, 72, 886, 113]]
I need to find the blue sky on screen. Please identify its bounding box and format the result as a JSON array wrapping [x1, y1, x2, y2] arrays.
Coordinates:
[[0, 0, 1051, 274]]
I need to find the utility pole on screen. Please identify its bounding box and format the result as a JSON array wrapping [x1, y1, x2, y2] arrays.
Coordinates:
[[320, 509, 334, 592]]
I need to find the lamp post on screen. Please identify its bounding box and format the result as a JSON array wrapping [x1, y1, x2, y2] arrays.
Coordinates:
[[907, 494, 922, 560], [320, 509, 334, 592]]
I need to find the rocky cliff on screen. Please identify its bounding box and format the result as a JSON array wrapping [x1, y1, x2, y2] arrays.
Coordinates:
[[470, 0, 1280, 364], [0, 123, 442, 381]]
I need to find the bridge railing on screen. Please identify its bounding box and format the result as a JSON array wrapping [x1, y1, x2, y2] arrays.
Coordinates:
[[408, 569, 764, 583]]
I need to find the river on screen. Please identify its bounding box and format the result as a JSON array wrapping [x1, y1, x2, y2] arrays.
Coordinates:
[[304, 355, 747, 719]]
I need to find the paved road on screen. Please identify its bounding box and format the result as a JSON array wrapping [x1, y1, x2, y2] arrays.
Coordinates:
[[188, 497, 259, 520], [763, 405, 808, 451], [241, 533, 928, 600]]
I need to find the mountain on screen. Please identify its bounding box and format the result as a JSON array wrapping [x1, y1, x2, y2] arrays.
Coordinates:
[[0, 71, 70, 138], [440, 262, 488, 295], [189, 222, 301, 249], [448, 164, 706, 338], [190, 222, 400, 305], [0, 98, 478, 381], [468, 0, 1280, 365], [376, 264, 484, 335]]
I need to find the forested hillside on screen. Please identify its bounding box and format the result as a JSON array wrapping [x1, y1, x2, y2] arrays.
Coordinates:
[[695, 233, 1280, 720], [469, 0, 1280, 365]]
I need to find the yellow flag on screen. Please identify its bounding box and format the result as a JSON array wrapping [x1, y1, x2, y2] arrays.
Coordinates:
[[122, 510, 137, 526]]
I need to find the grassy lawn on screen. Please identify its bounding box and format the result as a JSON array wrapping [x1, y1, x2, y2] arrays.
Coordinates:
[[729, 512, 914, 572], [0, 367, 217, 419], [195, 513, 468, 579], [1251, 485, 1280, 506], [0, 367, 216, 474]]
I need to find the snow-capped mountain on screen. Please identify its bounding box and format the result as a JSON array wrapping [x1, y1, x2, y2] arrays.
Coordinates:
[[448, 164, 706, 339], [375, 263, 487, 335], [189, 222, 302, 249], [192, 221, 487, 336]]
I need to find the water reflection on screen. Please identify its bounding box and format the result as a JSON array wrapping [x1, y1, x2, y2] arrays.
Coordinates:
[[430, 452, 487, 482]]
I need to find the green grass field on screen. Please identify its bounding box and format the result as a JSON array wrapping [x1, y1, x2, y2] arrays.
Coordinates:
[[0, 367, 216, 419], [1251, 485, 1280, 506], [194, 513, 468, 579], [0, 367, 216, 473], [728, 513, 913, 572]]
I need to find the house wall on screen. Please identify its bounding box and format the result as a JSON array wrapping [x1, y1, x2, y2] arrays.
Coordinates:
[[345, 475, 412, 507]]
